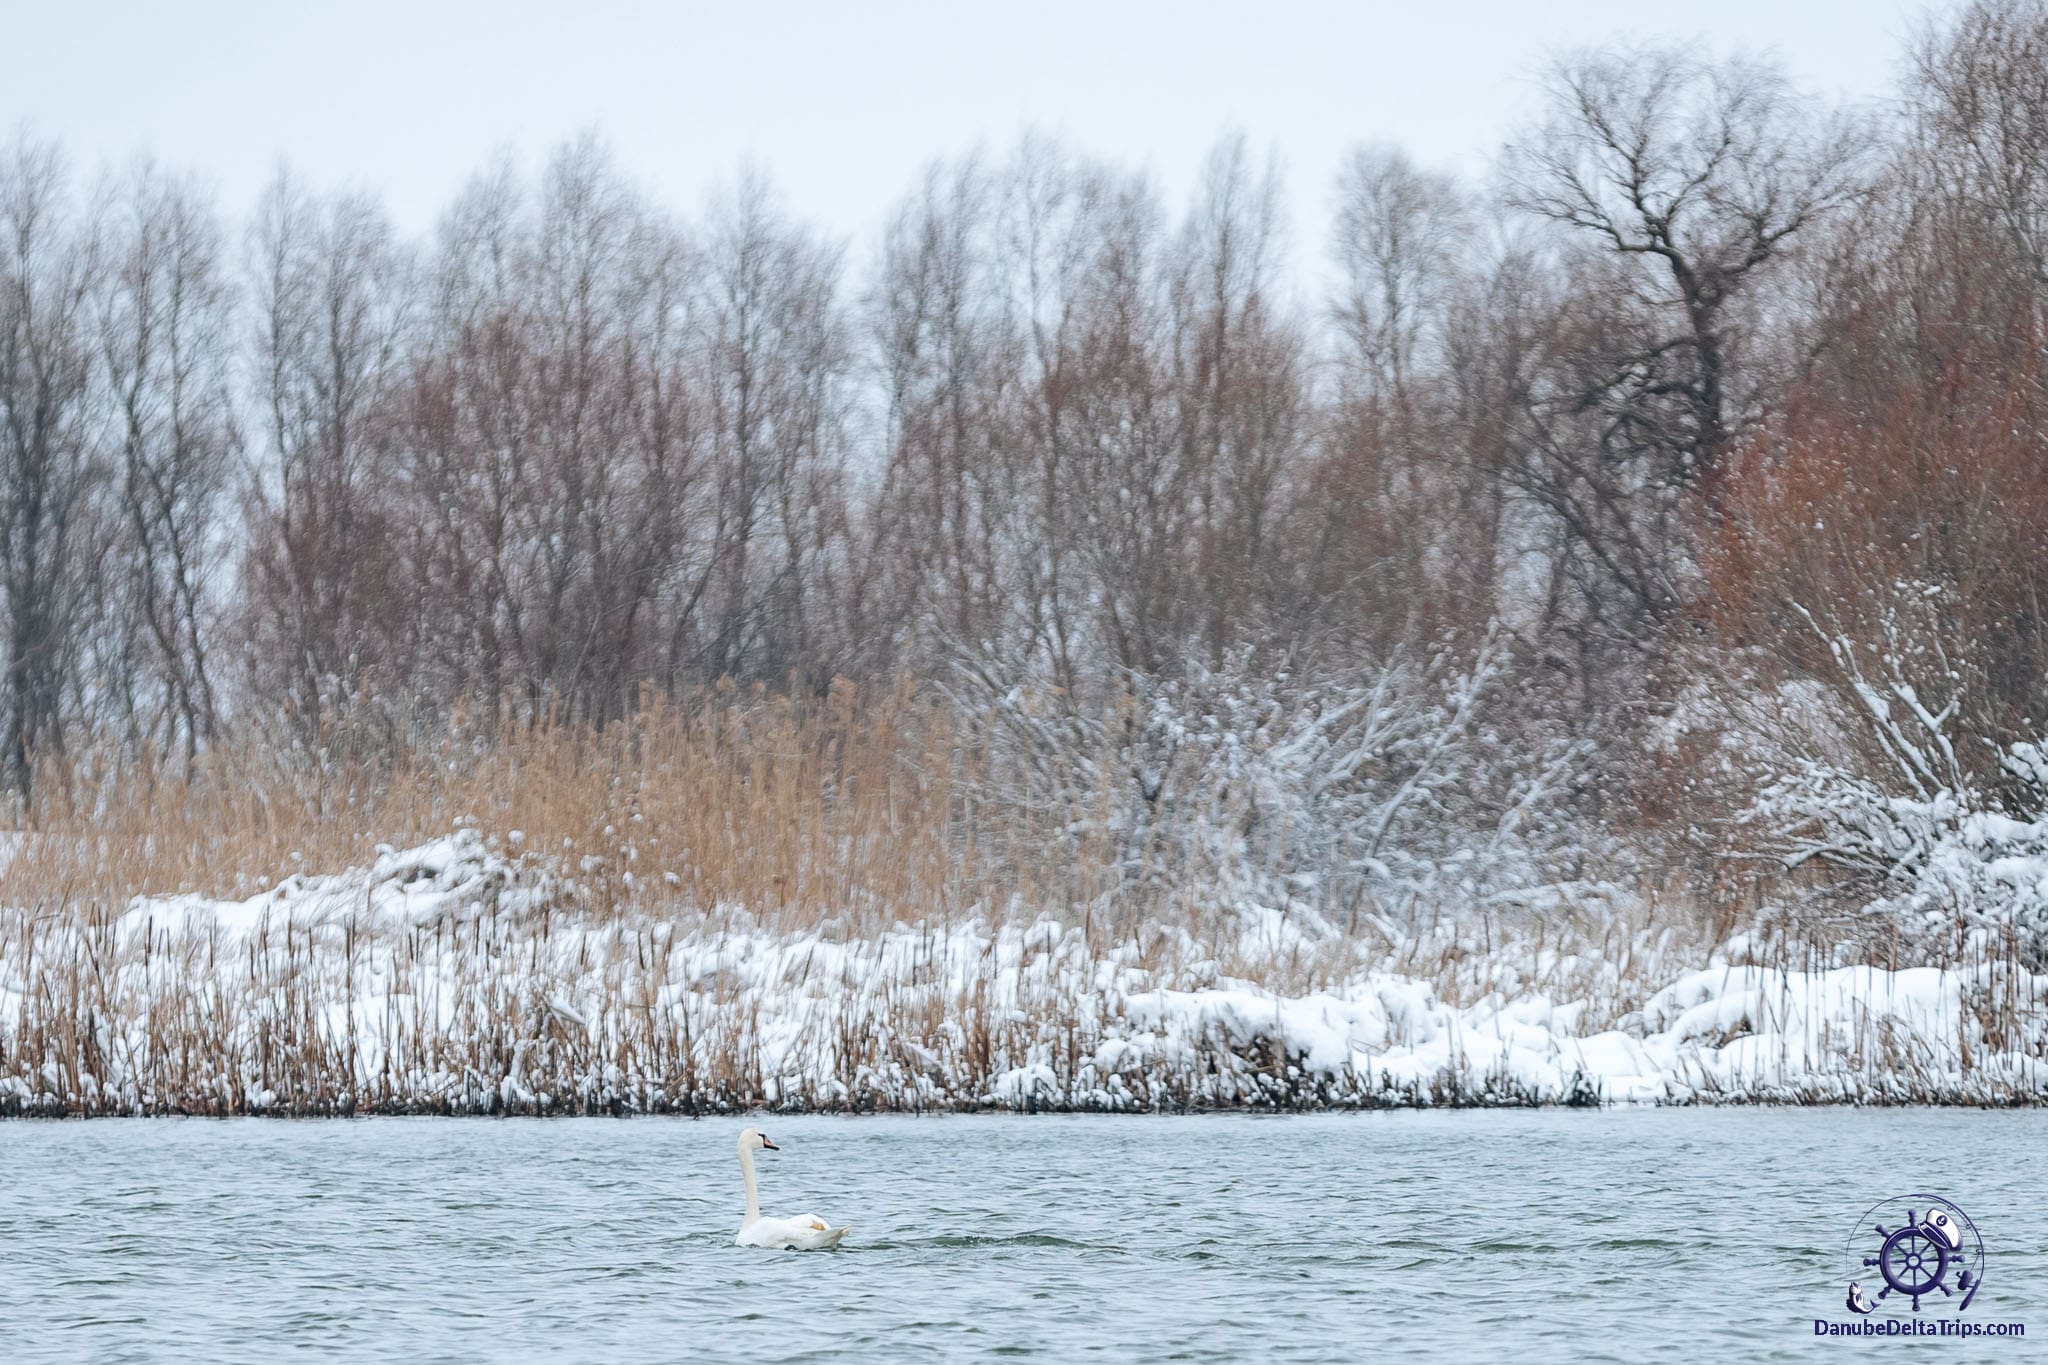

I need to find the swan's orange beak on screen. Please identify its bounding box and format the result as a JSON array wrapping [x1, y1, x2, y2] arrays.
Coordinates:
[[760, 1137, 779, 1150]]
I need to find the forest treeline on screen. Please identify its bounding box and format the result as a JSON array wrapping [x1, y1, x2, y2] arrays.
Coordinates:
[[6, 2, 2048, 944]]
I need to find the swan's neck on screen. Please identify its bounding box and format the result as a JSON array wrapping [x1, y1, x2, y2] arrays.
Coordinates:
[[738, 1146, 761, 1226]]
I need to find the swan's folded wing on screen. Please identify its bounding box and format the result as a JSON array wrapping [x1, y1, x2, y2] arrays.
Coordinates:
[[788, 1214, 851, 1249], [737, 1214, 850, 1250]]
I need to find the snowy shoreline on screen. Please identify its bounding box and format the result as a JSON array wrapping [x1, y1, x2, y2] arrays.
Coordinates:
[[2, 835, 2043, 1116]]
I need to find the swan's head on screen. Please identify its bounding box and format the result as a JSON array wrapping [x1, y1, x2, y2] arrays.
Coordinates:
[[738, 1126, 780, 1153]]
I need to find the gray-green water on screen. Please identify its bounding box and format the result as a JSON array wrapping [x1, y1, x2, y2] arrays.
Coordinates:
[[3, 1111, 2042, 1361]]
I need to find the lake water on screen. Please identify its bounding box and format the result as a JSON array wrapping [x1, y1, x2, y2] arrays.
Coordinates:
[[2, 1111, 2042, 1361]]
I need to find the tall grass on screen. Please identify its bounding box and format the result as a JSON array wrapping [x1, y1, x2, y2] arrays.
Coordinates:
[[2, 683, 1126, 935]]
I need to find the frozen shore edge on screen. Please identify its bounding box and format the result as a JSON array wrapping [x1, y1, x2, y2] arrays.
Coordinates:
[[3, 835, 2043, 1116]]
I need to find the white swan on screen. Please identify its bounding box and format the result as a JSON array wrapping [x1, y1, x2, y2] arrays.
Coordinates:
[[733, 1127, 851, 1250]]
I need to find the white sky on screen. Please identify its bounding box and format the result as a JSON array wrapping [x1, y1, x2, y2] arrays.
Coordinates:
[[7, 0, 1932, 264]]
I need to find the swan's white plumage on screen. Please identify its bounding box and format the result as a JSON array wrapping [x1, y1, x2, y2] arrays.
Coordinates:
[[734, 1212, 851, 1250], [733, 1127, 850, 1250]]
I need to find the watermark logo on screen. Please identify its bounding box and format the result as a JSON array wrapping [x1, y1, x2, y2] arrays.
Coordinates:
[[1848, 1195, 1982, 1314], [1815, 1193, 2025, 1340]]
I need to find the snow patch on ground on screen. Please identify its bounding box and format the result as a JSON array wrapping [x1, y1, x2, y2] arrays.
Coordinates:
[[112, 830, 567, 941]]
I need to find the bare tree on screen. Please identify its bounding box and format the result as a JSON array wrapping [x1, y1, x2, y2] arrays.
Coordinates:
[[391, 141, 719, 728], [241, 170, 410, 748], [1331, 145, 1468, 406], [864, 155, 1022, 678], [692, 170, 850, 683], [1910, 0, 2048, 295], [514, 137, 665, 720], [1310, 146, 1498, 660], [1168, 134, 1304, 667], [1508, 48, 1865, 483], [1501, 47, 1866, 654], [393, 158, 528, 728], [0, 137, 103, 798], [97, 164, 236, 764]]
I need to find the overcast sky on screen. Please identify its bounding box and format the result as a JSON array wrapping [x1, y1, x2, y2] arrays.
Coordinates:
[[7, 0, 1931, 262]]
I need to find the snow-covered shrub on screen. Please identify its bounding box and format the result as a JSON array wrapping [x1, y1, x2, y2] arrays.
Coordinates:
[[955, 628, 1591, 933], [1737, 611, 2048, 964]]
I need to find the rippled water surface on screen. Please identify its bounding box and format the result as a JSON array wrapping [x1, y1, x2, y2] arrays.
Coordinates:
[[4, 1111, 2044, 1361]]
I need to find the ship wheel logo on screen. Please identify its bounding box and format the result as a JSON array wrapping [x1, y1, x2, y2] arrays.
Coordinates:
[[1843, 1194, 1985, 1316]]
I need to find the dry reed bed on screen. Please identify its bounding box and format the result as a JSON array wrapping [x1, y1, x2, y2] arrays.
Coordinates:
[[2, 687, 1056, 932]]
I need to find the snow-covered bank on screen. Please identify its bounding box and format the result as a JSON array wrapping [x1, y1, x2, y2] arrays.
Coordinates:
[[0, 835, 2042, 1115]]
